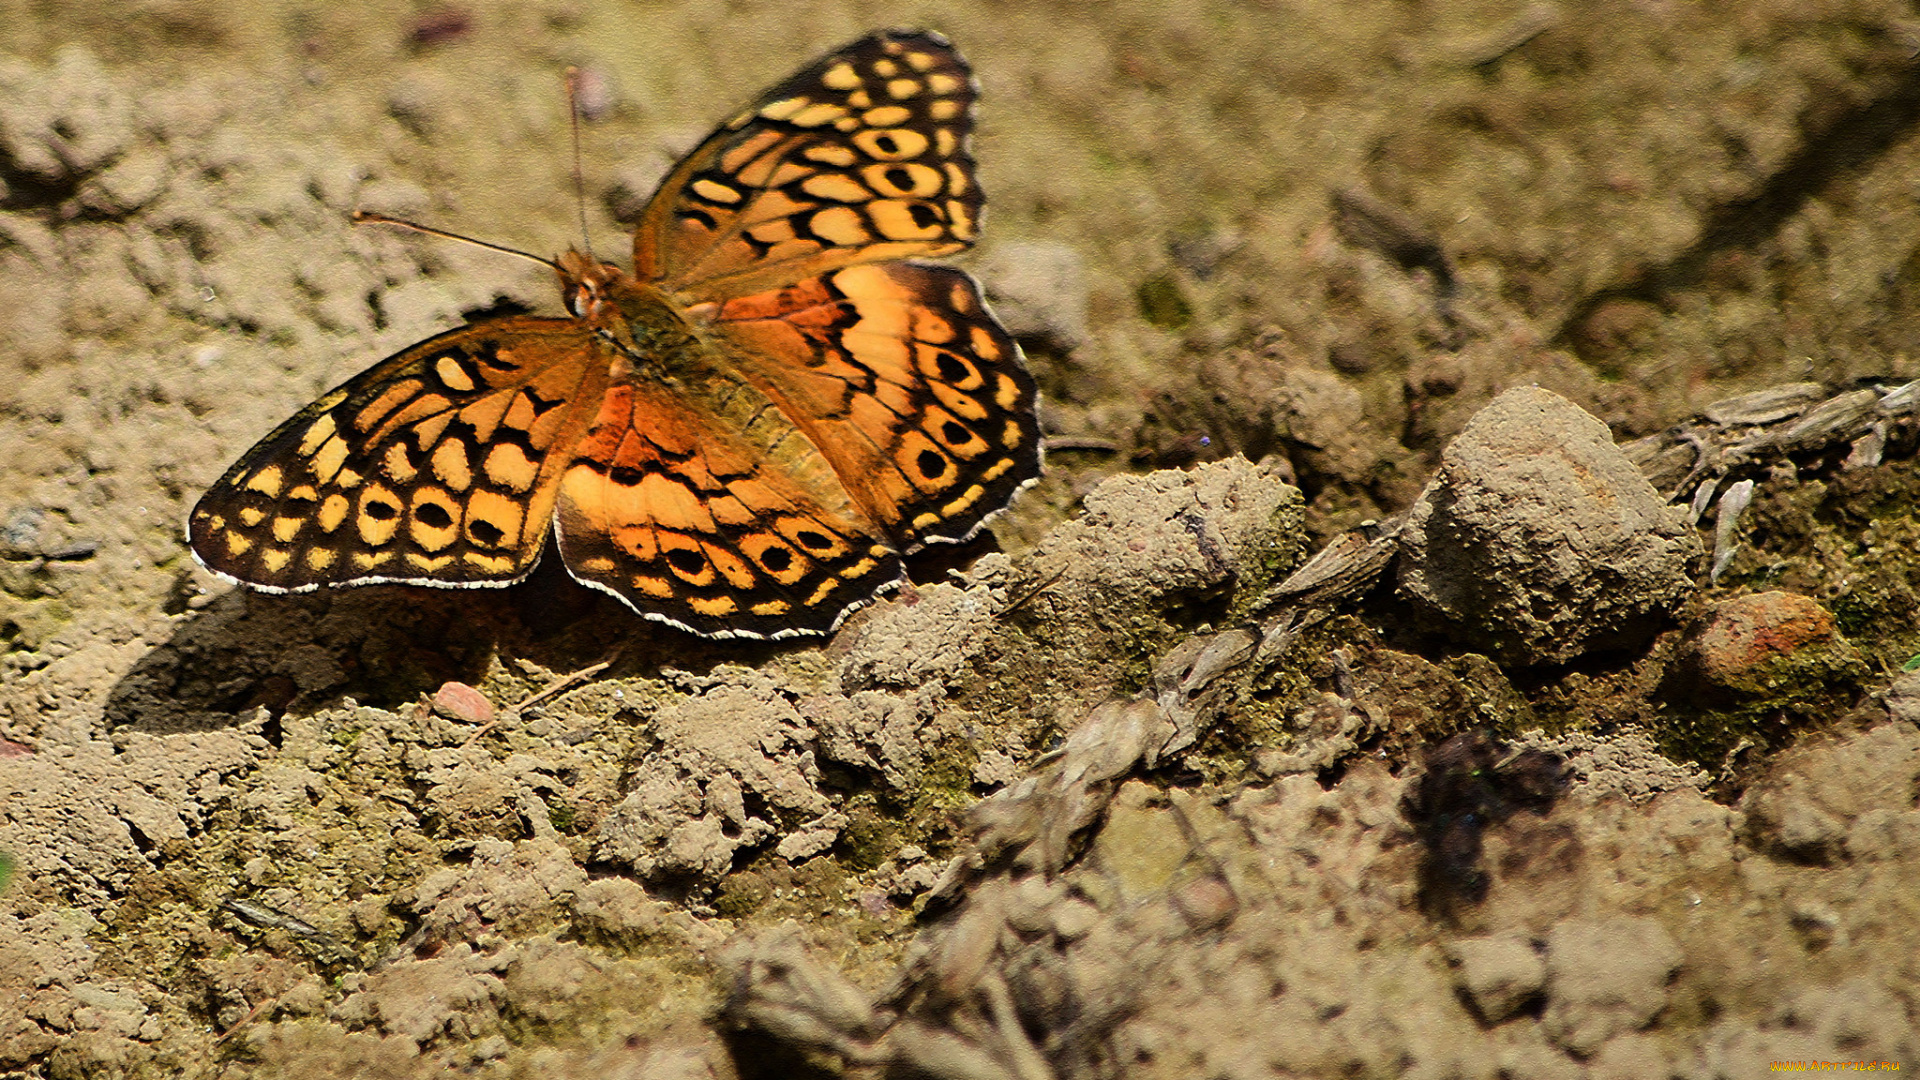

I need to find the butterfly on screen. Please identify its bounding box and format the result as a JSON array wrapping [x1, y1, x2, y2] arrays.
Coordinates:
[[189, 30, 1042, 640]]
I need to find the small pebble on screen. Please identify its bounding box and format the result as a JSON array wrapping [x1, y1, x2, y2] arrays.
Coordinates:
[[431, 681, 494, 724]]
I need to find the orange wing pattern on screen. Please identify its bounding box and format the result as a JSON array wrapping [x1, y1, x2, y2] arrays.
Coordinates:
[[705, 261, 1041, 550], [637, 30, 983, 301], [190, 320, 609, 592], [552, 373, 901, 639]]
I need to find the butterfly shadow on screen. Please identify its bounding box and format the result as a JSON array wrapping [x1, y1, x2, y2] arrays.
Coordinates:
[[102, 555, 780, 736]]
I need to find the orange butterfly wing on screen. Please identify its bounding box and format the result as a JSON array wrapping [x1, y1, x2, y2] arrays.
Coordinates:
[[704, 262, 1041, 550], [190, 320, 609, 592], [637, 30, 982, 301], [545, 28, 1039, 635], [550, 366, 901, 639]]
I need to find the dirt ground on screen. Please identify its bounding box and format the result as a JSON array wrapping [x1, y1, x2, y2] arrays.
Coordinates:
[[2, 0, 1918, 1077]]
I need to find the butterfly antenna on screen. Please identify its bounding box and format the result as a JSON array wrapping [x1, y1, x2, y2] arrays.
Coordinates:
[[565, 66, 595, 258], [351, 211, 557, 269]]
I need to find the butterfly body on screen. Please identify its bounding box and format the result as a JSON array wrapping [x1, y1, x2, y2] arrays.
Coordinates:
[[556, 250, 693, 361], [191, 30, 1041, 639]]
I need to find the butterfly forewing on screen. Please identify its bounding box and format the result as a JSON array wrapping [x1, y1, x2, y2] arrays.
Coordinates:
[[189, 320, 610, 592], [636, 30, 983, 302], [708, 262, 1042, 550]]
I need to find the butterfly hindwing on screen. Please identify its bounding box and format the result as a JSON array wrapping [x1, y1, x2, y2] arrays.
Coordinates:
[[189, 320, 610, 592], [551, 369, 902, 638], [705, 261, 1042, 550], [636, 29, 983, 301]]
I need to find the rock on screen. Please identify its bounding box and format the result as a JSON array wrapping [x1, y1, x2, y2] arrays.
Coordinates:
[[1683, 591, 1864, 701], [419, 765, 521, 842], [1740, 722, 1920, 863], [430, 681, 494, 725], [1883, 671, 1920, 725], [593, 672, 836, 886], [1587, 1033, 1676, 1080], [1008, 457, 1303, 657], [1446, 932, 1546, 1022], [1846, 805, 1920, 863], [331, 948, 502, 1048], [386, 71, 458, 140], [1770, 978, 1916, 1063], [1689, 977, 1918, 1074], [1396, 387, 1700, 665], [1540, 916, 1683, 1055], [1268, 365, 1375, 481], [0, 46, 133, 183], [79, 145, 173, 215]]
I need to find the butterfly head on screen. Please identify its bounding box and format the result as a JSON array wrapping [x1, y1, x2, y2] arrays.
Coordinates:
[[556, 248, 628, 322]]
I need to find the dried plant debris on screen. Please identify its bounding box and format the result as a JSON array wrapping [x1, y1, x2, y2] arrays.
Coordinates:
[[1621, 376, 1920, 509], [723, 705, 1918, 1079]]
